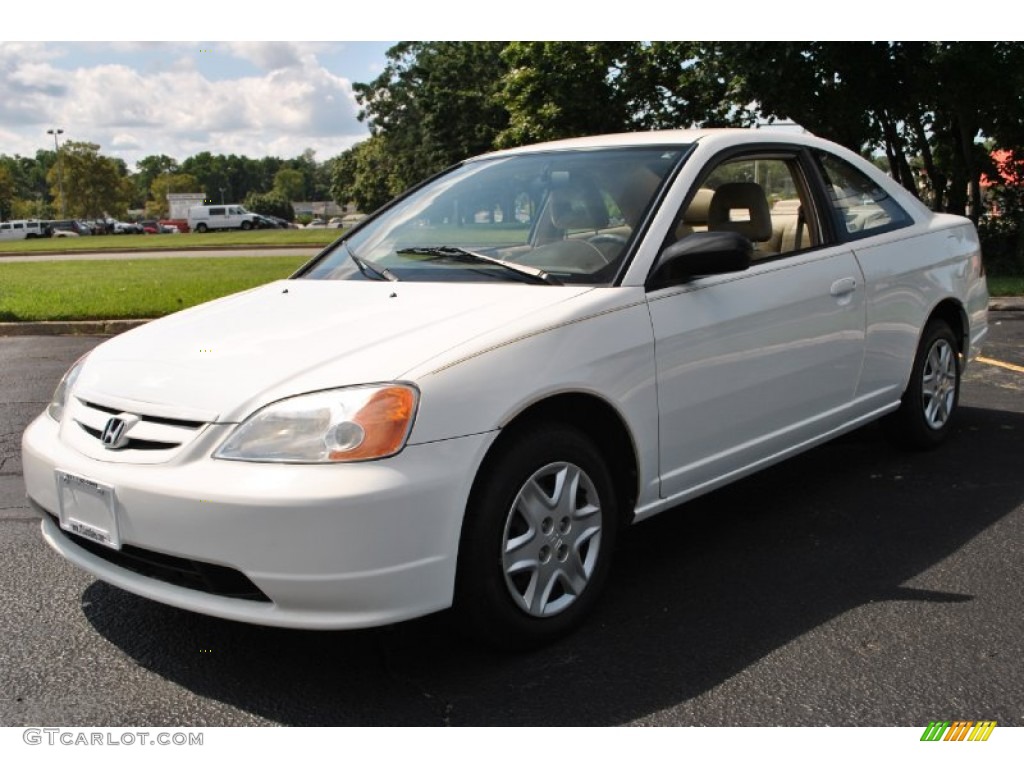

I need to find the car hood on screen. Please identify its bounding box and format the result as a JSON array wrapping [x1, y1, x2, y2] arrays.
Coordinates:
[[74, 279, 595, 422]]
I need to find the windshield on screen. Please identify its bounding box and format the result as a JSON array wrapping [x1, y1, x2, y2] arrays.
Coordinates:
[[300, 145, 689, 285]]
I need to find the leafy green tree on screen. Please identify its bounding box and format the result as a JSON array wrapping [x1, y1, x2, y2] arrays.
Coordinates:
[[497, 42, 632, 147], [47, 141, 132, 218], [273, 168, 305, 202], [244, 191, 295, 221], [354, 42, 510, 191], [180, 152, 255, 204], [0, 164, 16, 220], [147, 173, 200, 218], [330, 136, 403, 213], [134, 154, 179, 204], [716, 42, 1024, 221]]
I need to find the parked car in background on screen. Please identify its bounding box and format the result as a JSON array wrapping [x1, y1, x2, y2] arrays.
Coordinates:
[[23, 129, 988, 649], [253, 214, 285, 229], [47, 220, 92, 237], [161, 219, 189, 234], [139, 220, 178, 235], [113, 221, 144, 234], [0, 219, 50, 240], [327, 217, 344, 228], [187, 204, 261, 233]]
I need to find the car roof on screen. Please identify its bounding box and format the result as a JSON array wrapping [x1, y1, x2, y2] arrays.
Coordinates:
[[477, 128, 820, 159]]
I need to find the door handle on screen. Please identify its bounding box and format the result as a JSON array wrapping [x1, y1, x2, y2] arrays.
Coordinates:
[[830, 277, 858, 297]]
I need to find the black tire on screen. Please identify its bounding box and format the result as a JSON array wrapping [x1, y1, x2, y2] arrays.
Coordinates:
[[195, 223, 208, 233], [883, 319, 961, 450], [240, 220, 252, 231], [455, 423, 618, 650]]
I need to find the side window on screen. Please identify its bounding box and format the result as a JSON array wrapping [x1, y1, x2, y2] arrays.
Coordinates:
[[815, 151, 913, 240], [209, 207, 225, 216], [669, 154, 818, 260]]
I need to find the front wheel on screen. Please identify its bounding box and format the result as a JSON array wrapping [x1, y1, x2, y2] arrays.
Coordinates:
[[455, 424, 618, 649], [884, 319, 961, 449], [240, 220, 252, 231]]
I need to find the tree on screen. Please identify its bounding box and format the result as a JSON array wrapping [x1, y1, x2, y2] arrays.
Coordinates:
[[498, 42, 632, 147], [147, 173, 200, 218], [978, 149, 1024, 272], [716, 42, 1024, 221], [47, 141, 132, 219], [0, 163, 16, 221], [273, 168, 305, 202], [330, 136, 403, 213], [134, 154, 179, 209], [354, 42, 510, 191], [180, 152, 266, 205], [244, 191, 295, 221]]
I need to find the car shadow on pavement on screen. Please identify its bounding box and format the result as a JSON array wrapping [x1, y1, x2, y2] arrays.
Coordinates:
[[82, 405, 1024, 726]]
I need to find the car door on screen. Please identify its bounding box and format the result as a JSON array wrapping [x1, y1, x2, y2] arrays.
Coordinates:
[[646, 148, 867, 501]]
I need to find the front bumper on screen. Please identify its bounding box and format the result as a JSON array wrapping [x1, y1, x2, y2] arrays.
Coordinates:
[[23, 413, 493, 629]]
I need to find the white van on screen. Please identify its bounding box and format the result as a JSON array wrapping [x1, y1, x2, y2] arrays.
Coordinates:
[[187, 205, 260, 233], [0, 220, 49, 241]]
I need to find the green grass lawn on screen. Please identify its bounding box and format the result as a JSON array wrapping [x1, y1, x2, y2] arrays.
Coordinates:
[[0, 229, 339, 253], [988, 275, 1024, 296], [0, 256, 309, 321]]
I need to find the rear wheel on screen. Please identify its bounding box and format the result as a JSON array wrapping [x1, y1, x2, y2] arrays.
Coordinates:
[[195, 223, 208, 233], [455, 424, 617, 649], [884, 319, 960, 449]]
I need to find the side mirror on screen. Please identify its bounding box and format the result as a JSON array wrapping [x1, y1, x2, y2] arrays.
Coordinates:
[[649, 231, 752, 289]]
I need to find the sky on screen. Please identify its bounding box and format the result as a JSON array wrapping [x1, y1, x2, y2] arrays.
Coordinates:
[[0, 3, 1002, 174], [0, 41, 394, 169]]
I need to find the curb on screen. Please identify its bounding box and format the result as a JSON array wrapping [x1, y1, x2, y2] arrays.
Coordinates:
[[0, 319, 150, 337], [989, 297, 1024, 312], [1, 298, 1022, 338]]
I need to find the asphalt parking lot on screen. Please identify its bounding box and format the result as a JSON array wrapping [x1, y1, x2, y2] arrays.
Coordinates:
[[1, 315, 1022, 727]]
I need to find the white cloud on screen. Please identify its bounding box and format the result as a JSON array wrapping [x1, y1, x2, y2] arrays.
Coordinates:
[[224, 42, 327, 72], [0, 43, 368, 167]]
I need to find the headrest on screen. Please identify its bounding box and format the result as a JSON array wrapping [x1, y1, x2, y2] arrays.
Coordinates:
[[550, 185, 609, 230], [708, 182, 772, 242], [683, 188, 715, 225]]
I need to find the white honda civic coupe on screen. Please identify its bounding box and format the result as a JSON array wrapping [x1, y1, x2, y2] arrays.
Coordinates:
[[22, 129, 988, 648]]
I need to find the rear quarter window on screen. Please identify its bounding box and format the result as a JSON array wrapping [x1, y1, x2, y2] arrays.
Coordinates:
[[815, 151, 913, 241]]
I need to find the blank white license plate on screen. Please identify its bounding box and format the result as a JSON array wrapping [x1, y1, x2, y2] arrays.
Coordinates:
[[56, 470, 121, 550]]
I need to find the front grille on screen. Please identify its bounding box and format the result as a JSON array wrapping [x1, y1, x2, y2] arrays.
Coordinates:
[[70, 397, 209, 459], [77, 423, 178, 451], [82, 400, 205, 430], [48, 513, 271, 602]]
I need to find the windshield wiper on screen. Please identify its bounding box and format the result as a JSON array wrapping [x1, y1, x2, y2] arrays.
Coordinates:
[[343, 240, 398, 282], [395, 246, 561, 286]]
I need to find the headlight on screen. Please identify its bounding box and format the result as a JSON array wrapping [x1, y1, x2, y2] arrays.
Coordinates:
[[47, 356, 87, 422], [214, 384, 419, 463]]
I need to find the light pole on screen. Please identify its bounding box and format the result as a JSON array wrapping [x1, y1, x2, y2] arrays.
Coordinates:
[[47, 128, 66, 219], [219, 187, 225, 205]]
